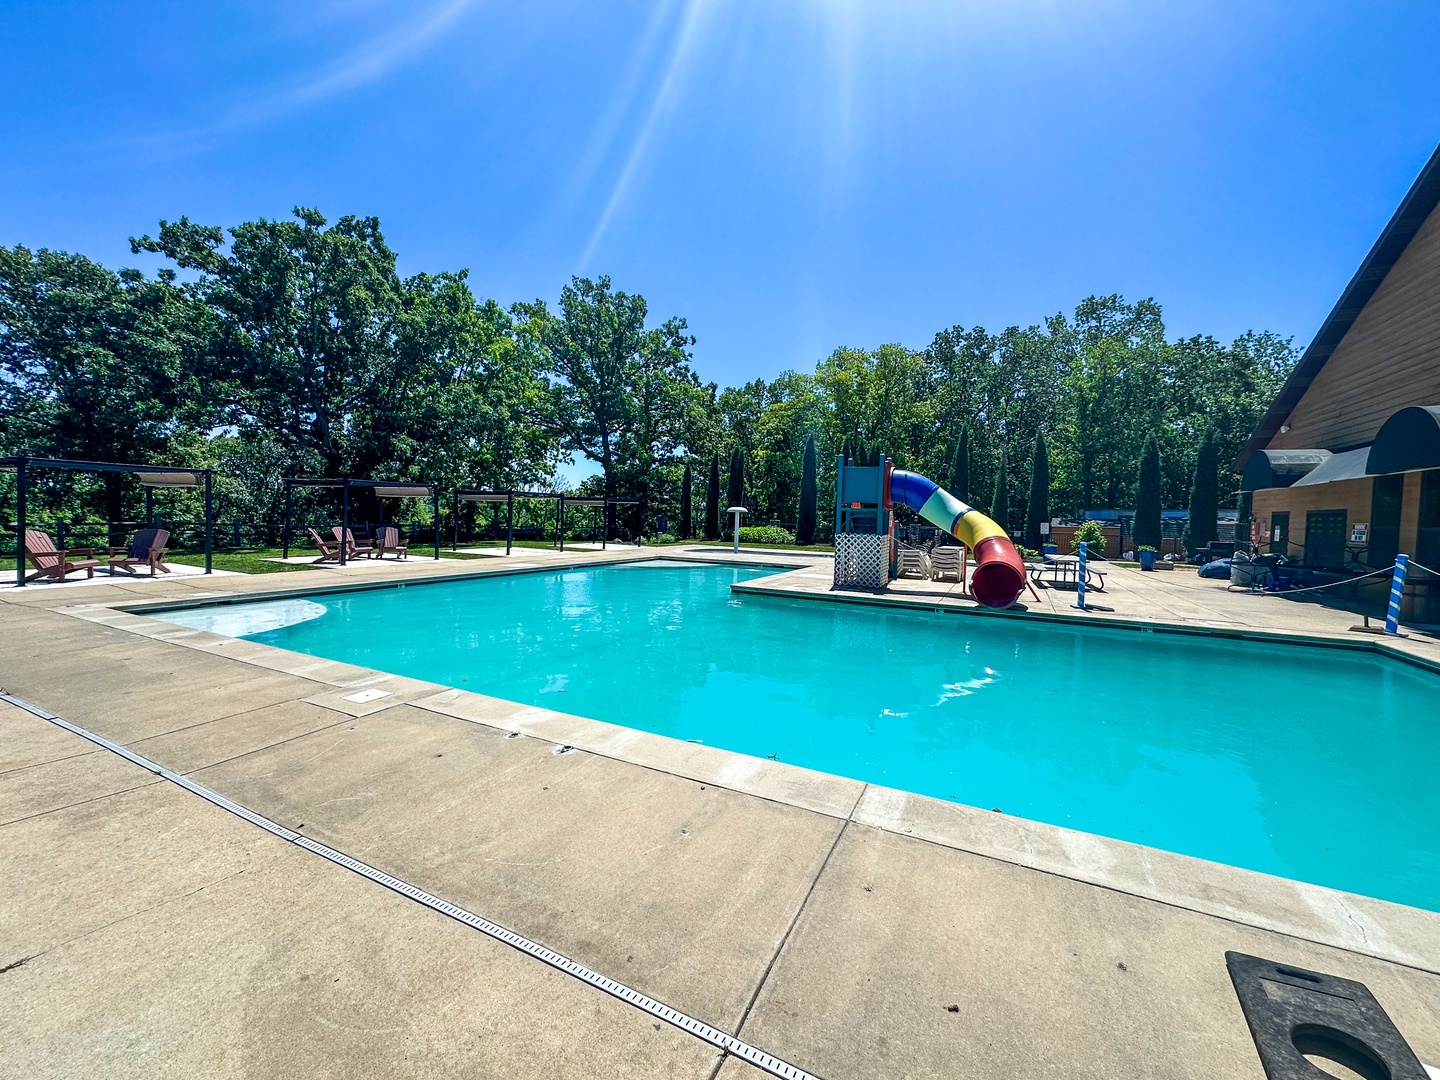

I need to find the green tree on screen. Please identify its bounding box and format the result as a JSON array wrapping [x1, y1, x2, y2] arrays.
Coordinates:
[[797, 433, 817, 544], [512, 275, 705, 518], [1025, 431, 1049, 550], [991, 447, 1010, 534], [1133, 433, 1162, 549], [726, 446, 745, 508], [947, 428, 970, 504], [0, 244, 204, 522], [1184, 427, 1219, 554], [132, 209, 404, 480], [704, 453, 720, 539], [680, 459, 693, 539]]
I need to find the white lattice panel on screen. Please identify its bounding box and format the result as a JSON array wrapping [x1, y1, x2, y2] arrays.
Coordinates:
[[833, 533, 891, 589]]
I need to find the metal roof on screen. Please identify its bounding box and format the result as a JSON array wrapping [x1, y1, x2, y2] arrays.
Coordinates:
[[1236, 141, 1440, 469], [1291, 446, 1372, 487]]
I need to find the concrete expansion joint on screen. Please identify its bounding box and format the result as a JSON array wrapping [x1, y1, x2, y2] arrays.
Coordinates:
[[710, 785, 869, 1080]]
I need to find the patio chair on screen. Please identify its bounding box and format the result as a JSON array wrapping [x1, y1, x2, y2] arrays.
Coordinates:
[[307, 527, 342, 564], [375, 525, 409, 560], [22, 528, 100, 583], [332, 526, 375, 560], [107, 528, 171, 576]]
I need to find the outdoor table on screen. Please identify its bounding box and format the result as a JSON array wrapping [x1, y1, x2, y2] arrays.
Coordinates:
[[1030, 555, 1106, 592]]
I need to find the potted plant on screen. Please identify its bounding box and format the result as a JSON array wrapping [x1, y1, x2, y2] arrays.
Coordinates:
[[1137, 544, 1158, 570]]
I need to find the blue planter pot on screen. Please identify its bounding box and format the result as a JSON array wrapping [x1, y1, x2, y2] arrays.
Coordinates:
[[1139, 549, 1156, 570], [1042, 544, 1057, 556]]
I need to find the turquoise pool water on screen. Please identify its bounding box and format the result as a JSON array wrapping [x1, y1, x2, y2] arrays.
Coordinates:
[[158, 561, 1440, 911]]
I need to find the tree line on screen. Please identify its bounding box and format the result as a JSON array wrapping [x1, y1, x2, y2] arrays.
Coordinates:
[[0, 207, 1295, 541]]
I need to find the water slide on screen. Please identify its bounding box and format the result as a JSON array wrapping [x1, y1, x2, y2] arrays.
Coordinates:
[[890, 469, 1027, 608]]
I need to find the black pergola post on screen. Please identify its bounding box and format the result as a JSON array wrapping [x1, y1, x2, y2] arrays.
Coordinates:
[[340, 479, 351, 566], [506, 493, 514, 556], [203, 469, 213, 574], [451, 492, 459, 551], [282, 481, 292, 559], [14, 457, 27, 588], [145, 487, 154, 527], [559, 496, 565, 553], [602, 497, 608, 550], [433, 487, 441, 561]]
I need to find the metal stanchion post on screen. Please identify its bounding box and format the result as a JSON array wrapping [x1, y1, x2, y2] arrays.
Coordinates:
[[1385, 554, 1408, 636], [1071, 541, 1088, 611]]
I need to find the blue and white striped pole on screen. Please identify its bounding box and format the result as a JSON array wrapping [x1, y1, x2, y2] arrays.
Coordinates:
[[1072, 541, 1088, 611], [1385, 553, 1408, 635]]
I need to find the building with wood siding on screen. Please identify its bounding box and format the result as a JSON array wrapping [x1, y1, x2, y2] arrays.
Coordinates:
[[1237, 141, 1440, 620]]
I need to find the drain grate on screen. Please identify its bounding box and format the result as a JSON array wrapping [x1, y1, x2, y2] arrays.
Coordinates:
[[0, 692, 820, 1080]]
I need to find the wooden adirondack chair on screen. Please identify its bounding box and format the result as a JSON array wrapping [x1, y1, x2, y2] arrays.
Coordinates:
[[307, 527, 342, 563], [23, 529, 100, 583], [107, 528, 171, 576], [375, 525, 409, 560], [332, 527, 375, 559]]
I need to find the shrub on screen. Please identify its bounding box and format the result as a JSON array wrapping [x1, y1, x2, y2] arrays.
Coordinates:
[[738, 526, 794, 545], [1072, 520, 1106, 553], [655, 532, 678, 544], [1017, 546, 1041, 559]]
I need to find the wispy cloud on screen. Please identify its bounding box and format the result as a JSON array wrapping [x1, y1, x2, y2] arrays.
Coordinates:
[[577, 0, 708, 271], [133, 0, 474, 157]]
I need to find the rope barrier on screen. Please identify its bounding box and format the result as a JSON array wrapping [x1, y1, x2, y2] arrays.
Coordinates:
[[1261, 564, 1398, 596]]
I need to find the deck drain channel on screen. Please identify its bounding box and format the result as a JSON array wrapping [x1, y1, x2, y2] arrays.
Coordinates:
[[1, 692, 820, 1080]]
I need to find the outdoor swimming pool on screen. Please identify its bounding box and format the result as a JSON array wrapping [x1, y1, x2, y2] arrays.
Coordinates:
[[156, 560, 1440, 911]]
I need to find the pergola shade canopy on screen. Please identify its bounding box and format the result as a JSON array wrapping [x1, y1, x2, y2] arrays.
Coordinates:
[[1366, 405, 1440, 475], [370, 484, 433, 498], [135, 470, 205, 488], [1240, 449, 1332, 491], [2, 456, 214, 584]]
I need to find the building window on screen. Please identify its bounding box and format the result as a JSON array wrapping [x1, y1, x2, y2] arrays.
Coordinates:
[[1419, 470, 1440, 571], [1369, 474, 1404, 570]]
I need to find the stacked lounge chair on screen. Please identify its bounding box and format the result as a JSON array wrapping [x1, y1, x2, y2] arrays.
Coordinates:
[[895, 545, 930, 579], [930, 545, 964, 582]]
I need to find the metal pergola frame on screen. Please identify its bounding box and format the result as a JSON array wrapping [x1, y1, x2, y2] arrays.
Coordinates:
[[281, 477, 441, 565], [1, 456, 213, 587], [451, 490, 640, 555]]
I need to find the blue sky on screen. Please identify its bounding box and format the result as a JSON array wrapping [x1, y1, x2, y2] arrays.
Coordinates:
[[3, 0, 1439, 388]]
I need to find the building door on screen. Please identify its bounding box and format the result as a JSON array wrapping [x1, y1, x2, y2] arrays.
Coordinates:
[[1269, 512, 1289, 555], [1419, 470, 1440, 570], [1304, 510, 1347, 568], [1369, 474, 1404, 570]]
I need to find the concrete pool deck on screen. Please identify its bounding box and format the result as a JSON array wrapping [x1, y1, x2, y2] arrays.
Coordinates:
[[2, 546, 1438, 1078]]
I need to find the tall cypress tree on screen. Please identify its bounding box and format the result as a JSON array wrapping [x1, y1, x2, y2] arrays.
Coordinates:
[[727, 446, 745, 509], [948, 428, 970, 504], [991, 447, 1010, 535], [1134, 433, 1163, 550], [797, 434, 818, 544], [704, 453, 721, 539], [1184, 427, 1219, 555], [1025, 431, 1049, 550], [679, 460, 693, 540]]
